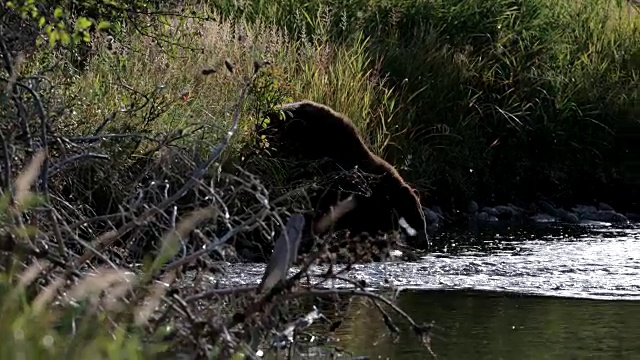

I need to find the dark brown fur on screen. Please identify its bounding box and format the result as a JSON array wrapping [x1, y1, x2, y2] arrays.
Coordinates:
[[258, 100, 429, 247]]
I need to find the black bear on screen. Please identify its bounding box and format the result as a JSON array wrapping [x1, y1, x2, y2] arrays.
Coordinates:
[[257, 100, 429, 248]]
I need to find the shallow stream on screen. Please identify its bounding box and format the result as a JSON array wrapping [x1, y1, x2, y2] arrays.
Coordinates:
[[200, 221, 640, 359]]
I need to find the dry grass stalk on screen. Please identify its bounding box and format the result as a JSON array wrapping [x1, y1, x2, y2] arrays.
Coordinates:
[[17, 259, 49, 289], [102, 277, 138, 313], [67, 267, 137, 297], [74, 229, 118, 268], [258, 196, 359, 293], [313, 195, 357, 235], [135, 206, 217, 325], [13, 150, 46, 207], [31, 276, 66, 314], [150, 206, 217, 272], [134, 270, 178, 326]]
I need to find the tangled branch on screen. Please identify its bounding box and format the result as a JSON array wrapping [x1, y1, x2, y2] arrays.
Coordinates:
[[0, 12, 438, 359]]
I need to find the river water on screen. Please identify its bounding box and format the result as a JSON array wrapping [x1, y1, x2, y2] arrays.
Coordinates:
[[203, 221, 640, 359]]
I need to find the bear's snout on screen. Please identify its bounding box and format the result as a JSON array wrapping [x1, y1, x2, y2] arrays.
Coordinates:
[[398, 215, 430, 249]]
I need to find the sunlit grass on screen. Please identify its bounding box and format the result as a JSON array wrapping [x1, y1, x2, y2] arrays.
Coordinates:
[[27, 0, 639, 201], [208, 0, 640, 201]]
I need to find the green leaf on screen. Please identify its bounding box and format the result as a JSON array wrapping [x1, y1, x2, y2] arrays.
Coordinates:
[[0, 192, 11, 215], [76, 16, 92, 31], [60, 31, 71, 46], [16, 193, 46, 212], [38, 16, 45, 28], [53, 7, 63, 19], [97, 21, 111, 30], [14, 225, 38, 239], [48, 30, 58, 47]]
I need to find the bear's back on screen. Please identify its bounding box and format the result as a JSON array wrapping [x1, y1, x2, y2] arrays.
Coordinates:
[[262, 100, 375, 170]]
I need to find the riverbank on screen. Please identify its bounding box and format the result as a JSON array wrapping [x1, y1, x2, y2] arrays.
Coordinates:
[[4, 0, 639, 219]]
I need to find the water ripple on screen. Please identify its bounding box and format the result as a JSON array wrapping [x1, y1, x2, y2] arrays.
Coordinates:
[[205, 224, 640, 301]]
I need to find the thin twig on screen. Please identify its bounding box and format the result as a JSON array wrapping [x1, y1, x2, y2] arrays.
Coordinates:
[[0, 36, 32, 151], [48, 153, 110, 176], [287, 288, 420, 334], [0, 130, 12, 194], [185, 285, 258, 303], [73, 66, 266, 268]]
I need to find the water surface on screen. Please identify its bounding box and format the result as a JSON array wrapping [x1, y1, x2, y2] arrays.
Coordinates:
[[205, 222, 640, 359], [324, 289, 640, 359]]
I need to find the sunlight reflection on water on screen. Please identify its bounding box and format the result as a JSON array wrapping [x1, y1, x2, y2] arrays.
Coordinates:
[[204, 222, 640, 301]]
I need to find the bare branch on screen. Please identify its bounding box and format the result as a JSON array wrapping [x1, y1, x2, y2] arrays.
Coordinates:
[[72, 66, 266, 268], [48, 153, 110, 176]]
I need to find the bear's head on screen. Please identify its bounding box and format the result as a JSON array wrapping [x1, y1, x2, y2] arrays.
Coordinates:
[[389, 183, 429, 248]]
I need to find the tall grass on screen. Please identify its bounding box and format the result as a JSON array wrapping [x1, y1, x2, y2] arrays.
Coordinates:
[[210, 0, 640, 208], [25, 0, 640, 209], [22, 5, 406, 210]]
